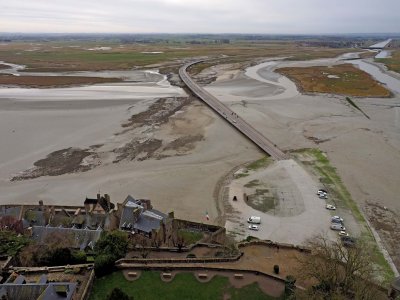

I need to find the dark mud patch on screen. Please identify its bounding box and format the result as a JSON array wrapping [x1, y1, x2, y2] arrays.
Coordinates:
[[247, 189, 277, 213], [122, 97, 192, 129], [164, 134, 204, 153], [305, 135, 332, 144], [365, 202, 400, 270], [11, 147, 97, 181], [12, 95, 200, 181], [113, 139, 163, 163]]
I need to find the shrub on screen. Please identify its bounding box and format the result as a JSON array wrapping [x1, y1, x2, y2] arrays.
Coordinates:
[[0, 230, 30, 257], [94, 254, 115, 277], [285, 275, 296, 298], [94, 231, 128, 259], [186, 253, 196, 258], [245, 236, 259, 242], [39, 247, 72, 266], [273, 264, 279, 274], [72, 250, 87, 264]]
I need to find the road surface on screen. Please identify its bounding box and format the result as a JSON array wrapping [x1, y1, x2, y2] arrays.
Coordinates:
[[179, 61, 288, 161]]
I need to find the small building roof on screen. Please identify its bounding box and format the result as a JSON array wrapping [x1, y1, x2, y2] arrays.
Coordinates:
[[0, 206, 22, 219], [32, 226, 102, 250]]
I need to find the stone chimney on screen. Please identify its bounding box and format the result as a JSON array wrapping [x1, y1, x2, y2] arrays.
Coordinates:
[[105, 194, 111, 211]]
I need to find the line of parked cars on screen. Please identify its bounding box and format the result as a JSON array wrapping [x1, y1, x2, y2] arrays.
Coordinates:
[[247, 216, 261, 231], [318, 189, 355, 247], [318, 189, 337, 210]]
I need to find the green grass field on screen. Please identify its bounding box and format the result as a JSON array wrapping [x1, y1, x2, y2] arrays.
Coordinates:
[[177, 229, 204, 245], [89, 271, 280, 300], [0, 41, 356, 72]]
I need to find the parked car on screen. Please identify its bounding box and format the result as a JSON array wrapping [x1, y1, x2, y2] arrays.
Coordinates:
[[248, 224, 259, 231], [331, 224, 346, 231], [247, 216, 261, 224], [317, 189, 328, 195], [338, 231, 349, 237], [341, 236, 356, 247], [331, 218, 343, 224], [326, 204, 336, 210], [332, 216, 344, 222]]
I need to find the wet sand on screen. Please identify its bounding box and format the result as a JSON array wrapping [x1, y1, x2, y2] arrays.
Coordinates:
[[0, 68, 261, 223], [204, 57, 400, 215]]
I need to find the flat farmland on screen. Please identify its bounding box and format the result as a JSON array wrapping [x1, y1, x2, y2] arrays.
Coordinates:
[[0, 41, 355, 72], [0, 74, 121, 87]]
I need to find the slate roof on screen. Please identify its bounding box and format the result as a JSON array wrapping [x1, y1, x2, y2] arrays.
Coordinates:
[[37, 275, 48, 284], [119, 196, 166, 233], [32, 226, 102, 250], [0, 282, 76, 300], [39, 283, 77, 300], [134, 209, 166, 233], [119, 197, 144, 230], [0, 206, 21, 219], [13, 275, 26, 284]]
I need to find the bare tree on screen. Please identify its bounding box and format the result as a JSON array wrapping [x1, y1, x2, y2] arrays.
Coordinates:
[[172, 232, 186, 252], [136, 237, 151, 258], [297, 234, 383, 300]]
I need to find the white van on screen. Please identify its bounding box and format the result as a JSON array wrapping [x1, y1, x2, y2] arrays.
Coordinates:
[[247, 216, 261, 224]]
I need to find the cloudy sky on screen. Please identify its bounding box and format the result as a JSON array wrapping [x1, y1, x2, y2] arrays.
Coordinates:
[[1, 0, 399, 34]]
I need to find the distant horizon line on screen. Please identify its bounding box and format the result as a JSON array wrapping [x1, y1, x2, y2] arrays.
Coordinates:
[[1, 32, 400, 36]]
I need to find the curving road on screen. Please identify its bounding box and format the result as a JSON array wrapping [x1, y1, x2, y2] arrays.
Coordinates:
[[179, 61, 289, 161]]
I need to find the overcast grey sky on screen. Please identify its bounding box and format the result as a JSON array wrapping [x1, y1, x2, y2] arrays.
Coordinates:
[[1, 0, 399, 34]]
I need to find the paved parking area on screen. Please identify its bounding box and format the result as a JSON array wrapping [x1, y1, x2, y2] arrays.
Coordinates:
[[226, 159, 338, 245]]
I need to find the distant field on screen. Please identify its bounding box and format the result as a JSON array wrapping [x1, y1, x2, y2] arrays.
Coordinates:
[[277, 64, 391, 97], [376, 50, 400, 73], [89, 271, 279, 300], [0, 74, 121, 87], [0, 41, 355, 72]]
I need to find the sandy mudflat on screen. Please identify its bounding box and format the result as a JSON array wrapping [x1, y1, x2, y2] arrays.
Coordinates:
[[204, 57, 400, 215], [0, 69, 262, 223]]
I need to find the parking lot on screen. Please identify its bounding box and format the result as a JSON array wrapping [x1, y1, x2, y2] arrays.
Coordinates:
[[225, 159, 342, 245]]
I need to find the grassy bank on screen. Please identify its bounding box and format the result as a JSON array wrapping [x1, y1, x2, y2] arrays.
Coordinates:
[[292, 148, 395, 284], [277, 64, 391, 97], [376, 50, 400, 73], [89, 271, 279, 300]]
